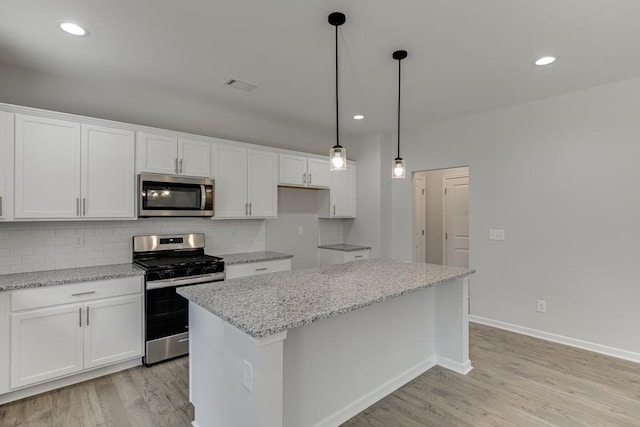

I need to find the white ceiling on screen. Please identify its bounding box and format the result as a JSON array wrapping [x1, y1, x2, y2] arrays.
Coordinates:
[[2, 0, 640, 145]]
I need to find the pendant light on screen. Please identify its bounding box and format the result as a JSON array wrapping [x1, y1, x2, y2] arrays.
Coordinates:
[[392, 49, 407, 179], [328, 12, 347, 171]]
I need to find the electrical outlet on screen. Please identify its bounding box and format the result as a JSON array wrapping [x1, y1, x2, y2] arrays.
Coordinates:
[[74, 235, 84, 248], [243, 360, 253, 392], [298, 226, 304, 235], [489, 229, 505, 241], [536, 300, 546, 313]]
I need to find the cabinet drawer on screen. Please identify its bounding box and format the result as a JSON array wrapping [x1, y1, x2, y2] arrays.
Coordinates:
[[11, 277, 143, 312], [226, 259, 292, 279], [344, 250, 370, 263]]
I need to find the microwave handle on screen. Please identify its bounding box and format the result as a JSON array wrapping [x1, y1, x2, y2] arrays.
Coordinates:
[[201, 185, 206, 210]]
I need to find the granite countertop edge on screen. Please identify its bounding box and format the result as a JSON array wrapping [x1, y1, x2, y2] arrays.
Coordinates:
[[179, 261, 475, 339], [216, 251, 294, 265], [0, 264, 145, 292], [318, 244, 372, 252]]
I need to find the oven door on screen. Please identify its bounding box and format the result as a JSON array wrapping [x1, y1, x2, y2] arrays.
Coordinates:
[[144, 273, 224, 365], [138, 173, 214, 217]]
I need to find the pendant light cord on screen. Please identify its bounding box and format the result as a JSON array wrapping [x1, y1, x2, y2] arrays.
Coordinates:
[[335, 23, 340, 148], [397, 56, 401, 159]]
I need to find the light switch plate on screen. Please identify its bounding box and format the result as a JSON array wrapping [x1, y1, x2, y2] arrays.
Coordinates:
[[489, 229, 505, 241]]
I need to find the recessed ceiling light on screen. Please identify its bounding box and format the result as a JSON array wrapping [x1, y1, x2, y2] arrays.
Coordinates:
[[534, 56, 556, 66], [60, 22, 88, 36], [353, 114, 364, 120]]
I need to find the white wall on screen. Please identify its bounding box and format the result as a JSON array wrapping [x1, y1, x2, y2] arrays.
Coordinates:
[[0, 219, 265, 274], [389, 77, 640, 358], [345, 131, 393, 259], [0, 63, 331, 155]]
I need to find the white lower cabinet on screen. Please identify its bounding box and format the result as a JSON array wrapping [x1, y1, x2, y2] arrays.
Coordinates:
[[318, 248, 371, 266], [10, 304, 84, 388], [9, 277, 142, 389], [225, 258, 292, 279]]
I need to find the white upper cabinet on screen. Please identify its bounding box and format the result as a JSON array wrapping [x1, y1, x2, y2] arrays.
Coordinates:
[[331, 164, 356, 217], [15, 115, 82, 219], [136, 132, 211, 178], [81, 125, 135, 218], [307, 158, 331, 188], [214, 144, 277, 218], [248, 150, 278, 217], [214, 144, 248, 218], [0, 111, 14, 220], [279, 154, 330, 188], [14, 114, 135, 220], [319, 163, 356, 218]]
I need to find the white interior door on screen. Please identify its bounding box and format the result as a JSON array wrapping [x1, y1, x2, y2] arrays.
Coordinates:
[[444, 175, 469, 267], [413, 175, 426, 262]]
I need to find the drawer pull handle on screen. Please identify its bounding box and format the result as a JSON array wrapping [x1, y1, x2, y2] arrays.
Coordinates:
[[354, 255, 364, 258], [178, 338, 190, 343], [71, 291, 96, 297], [255, 268, 269, 271]]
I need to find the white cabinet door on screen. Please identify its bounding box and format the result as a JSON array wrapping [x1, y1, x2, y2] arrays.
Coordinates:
[[14, 115, 81, 219], [0, 111, 13, 220], [279, 154, 307, 186], [179, 138, 211, 178], [214, 144, 248, 217], [84, 295, 142, 369], [136, 132, 178, 175], [10, 305, 84, 388], [307, 158, 330, 188], [248, 150, 277, 218], [330, 164, 356, 217], [81, 125, 135, 218]]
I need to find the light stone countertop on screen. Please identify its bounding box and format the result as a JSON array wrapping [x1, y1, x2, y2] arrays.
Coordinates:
[[318, 244, 372, 252], [178, 259, 474, 339], [0, 264, 145, 292], [216, 251, 293, 265]]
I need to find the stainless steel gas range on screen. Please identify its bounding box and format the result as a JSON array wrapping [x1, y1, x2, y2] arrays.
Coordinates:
[[133, 233, 224, 366]]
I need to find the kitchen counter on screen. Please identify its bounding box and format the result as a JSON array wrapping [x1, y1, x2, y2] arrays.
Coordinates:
[[179, 259, 473, 338], [0, 264, 145, 292], [317, 243, 372, 252], [182, 259, 474, 427], [215, 251, 293, 265]]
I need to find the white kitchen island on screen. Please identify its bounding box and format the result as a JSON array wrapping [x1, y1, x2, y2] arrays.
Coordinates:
[[178, 259, 474, 427]]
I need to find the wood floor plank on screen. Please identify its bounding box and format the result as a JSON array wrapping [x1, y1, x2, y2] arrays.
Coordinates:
[[1, 324, 639, 426]]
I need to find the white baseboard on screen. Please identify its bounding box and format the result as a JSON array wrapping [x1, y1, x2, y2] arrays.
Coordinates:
[[312, 356, 437, 427], [437, 356, 473, 375], [469, 315, 640, 364]]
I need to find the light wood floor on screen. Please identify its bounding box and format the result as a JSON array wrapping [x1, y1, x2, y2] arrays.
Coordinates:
[[1, 323, 639, 426]]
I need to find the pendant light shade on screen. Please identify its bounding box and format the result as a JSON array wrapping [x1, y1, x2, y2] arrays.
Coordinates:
[[392, 49, 407, 179], [328, 12, 347, 171]]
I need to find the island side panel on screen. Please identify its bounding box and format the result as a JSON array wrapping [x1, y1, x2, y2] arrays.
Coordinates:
[[435, 277, 472, 373], [283, 286, 438, 427], [189, 303, 287, 427]]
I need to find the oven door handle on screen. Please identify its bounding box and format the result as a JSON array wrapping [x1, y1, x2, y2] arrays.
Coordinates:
[[146, 273, 225, 290]]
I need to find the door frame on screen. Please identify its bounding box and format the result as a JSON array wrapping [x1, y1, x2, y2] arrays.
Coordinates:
[[412, 173, 426, 262], [442, 173, 469, 265]]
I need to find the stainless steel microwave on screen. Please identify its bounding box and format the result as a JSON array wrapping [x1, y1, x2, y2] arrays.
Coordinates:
[[138, 174, 214, 217]]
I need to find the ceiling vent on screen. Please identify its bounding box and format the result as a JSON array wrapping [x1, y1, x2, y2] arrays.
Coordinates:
[[224, 79, 257, 92]]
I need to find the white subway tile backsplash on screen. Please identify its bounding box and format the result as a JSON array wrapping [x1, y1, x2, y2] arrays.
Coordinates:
[[0, 218, 267, 273], [318, 219, 345, 245]]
